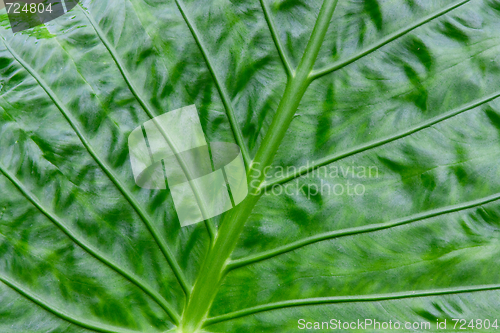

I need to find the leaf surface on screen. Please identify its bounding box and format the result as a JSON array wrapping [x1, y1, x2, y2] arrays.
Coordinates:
[[1, 0, 500, 332]]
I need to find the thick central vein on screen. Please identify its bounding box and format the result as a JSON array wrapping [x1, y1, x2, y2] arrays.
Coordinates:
[[178, 1, 339, 331]]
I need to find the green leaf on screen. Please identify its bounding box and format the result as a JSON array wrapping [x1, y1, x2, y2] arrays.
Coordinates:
[[1, 0, 500, 332]]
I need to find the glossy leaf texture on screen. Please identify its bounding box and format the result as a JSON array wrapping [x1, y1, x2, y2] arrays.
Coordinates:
[[1, 0, 500, 332]]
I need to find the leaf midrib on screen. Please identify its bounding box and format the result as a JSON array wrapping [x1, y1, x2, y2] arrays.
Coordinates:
[[178, 1, 340, 330], [0, 0, 493, 331]]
